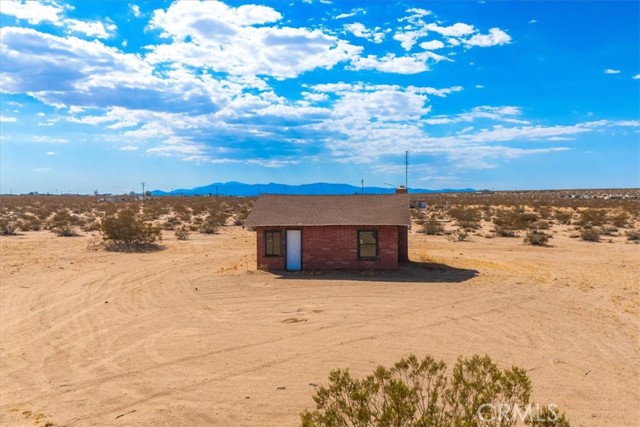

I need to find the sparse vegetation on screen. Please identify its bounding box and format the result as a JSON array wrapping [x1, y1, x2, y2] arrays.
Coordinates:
[[301, 353, 570, 427], [448, 207, 481, 230], [625, 230, 640, 241], [580, 228, 601, 242], [0, 218, 18, 235], [100, 209, 162, 251], [421, 217, 444, 235], [175, 226, 190, 240], [524, 230, 550, 246]]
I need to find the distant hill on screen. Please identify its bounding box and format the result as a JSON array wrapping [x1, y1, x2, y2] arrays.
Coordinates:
[[151, 182, 476, 197]]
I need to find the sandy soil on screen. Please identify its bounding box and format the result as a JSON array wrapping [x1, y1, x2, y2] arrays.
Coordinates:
[[1, 226, 639, 427]]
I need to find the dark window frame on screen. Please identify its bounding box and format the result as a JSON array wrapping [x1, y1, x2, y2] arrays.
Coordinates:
[[264, 230, 283, 257], [357, 229, 379, 259]]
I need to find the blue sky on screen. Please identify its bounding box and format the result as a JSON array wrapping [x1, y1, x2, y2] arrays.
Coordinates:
[[0, 0, 638, 194]]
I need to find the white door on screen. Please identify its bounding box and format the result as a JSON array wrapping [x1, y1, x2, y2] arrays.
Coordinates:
[[286, 230, 302, 271]]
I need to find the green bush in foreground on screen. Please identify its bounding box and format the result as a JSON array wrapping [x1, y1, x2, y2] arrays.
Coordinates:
[[301, 354, 570, 427], [101, 209, 161, 250]]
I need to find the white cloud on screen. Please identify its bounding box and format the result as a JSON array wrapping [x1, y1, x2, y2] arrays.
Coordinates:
[[633, 74, 640, 80], [419, 40, 445, 50], [528, 19, 537, 24], [46, 151, 56, 155], [475, 84, 485, 89], [32, 136, 68, 143], [119, 145, 139, 151], [129, 4, 142, 18], [146, 0, 361, 79], [65, 19, 116, 39], [34, 167, 52, 172], [0, 0, 65, 25], [425, 105, 529, 125], [464, 28, 511, 47], [351, 53, 430, 74], [0, 0, 116, 39], [426, 22, 475, 37], [604, 69, 620, 74], [344, 22, 386, 43], [334, 9, 365, 20], [0, 115, 17, 122]]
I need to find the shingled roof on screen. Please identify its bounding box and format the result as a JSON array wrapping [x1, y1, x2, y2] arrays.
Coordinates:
[[244, 194, 410, 227]]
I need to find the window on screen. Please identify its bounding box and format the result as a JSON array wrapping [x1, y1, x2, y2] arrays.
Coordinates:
[[358, 230, 378, 259], [264, 230, 282, 256]]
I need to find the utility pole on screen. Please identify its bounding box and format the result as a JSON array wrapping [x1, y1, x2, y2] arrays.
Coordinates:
[[361, 179, 364, 195], [141, 182, 146, 201], [405, 150, 409, 190]]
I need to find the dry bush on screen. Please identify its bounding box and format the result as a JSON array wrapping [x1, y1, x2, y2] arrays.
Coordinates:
[[200, 209, 229, 234], [421, 217, 444, 235], [493, 207, 538, 233], [449, 207, 481, 230], [493, 226, 519, 237], [529, 220, 551, 230], [0, 218, 18, 235], [580, 228, 601, 242], [553, 210, 573, 225], [611, 211, 630, 228], [174, 226, 190, 240], [17, 213, 42, 231], [577, 209, 608, 227], [625, 230, 640, 241], [524, 230, 550, 246], [302, 353, 571, 427], [56, 226, 80, 237], [101, 209, 162, 251], [448, 229, 469, 242]]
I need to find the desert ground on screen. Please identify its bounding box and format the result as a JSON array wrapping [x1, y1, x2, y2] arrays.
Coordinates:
[[1, 209, 639, 426]]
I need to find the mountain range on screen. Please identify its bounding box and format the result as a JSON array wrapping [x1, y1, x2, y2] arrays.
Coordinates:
[[151, 182, 476, 197]]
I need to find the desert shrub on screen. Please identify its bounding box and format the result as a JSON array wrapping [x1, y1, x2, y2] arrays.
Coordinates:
[[200, 210, 229, 234], [411, 208, 426, 225], [601, 225, 618, 236], [17, 213, 42, 231], [494, 226, 518, 237], [100, 209, 162, 250], [580, 228, 601, 242], [56, 226, 79, 237], [524, 230, 550, 246], [82, 220, 101, 232], [493, 208, 538, 233], [625, 230, 640, 241], [611, 211, 630, 228], [162, 215, 181, 230], [449, 207, 481, 230], [172, 204, 192, 222], [577, 209, 607, 227], [48, 209, 81, 234], [301, 353, 570, 427], [0, 218, 18, 235], [535, 206, 553, 220], [529, 220, 550, 230], [421, 217, 444, 235], [448, 229, 468, 242], [553, 210, 573, 225], [174, 226, 190, 240], [233, 216, 245, 226]]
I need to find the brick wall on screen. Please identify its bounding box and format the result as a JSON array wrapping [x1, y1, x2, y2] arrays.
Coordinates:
[[255, 225, 406, 271], [398, 225, 409, 262]]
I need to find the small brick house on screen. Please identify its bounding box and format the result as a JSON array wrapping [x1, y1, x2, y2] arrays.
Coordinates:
[[244, 194, 410, 271]]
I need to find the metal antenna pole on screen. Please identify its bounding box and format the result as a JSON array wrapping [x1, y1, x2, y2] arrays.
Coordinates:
[[405, 151, 408, 190], [141, 182, 146, 201]]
